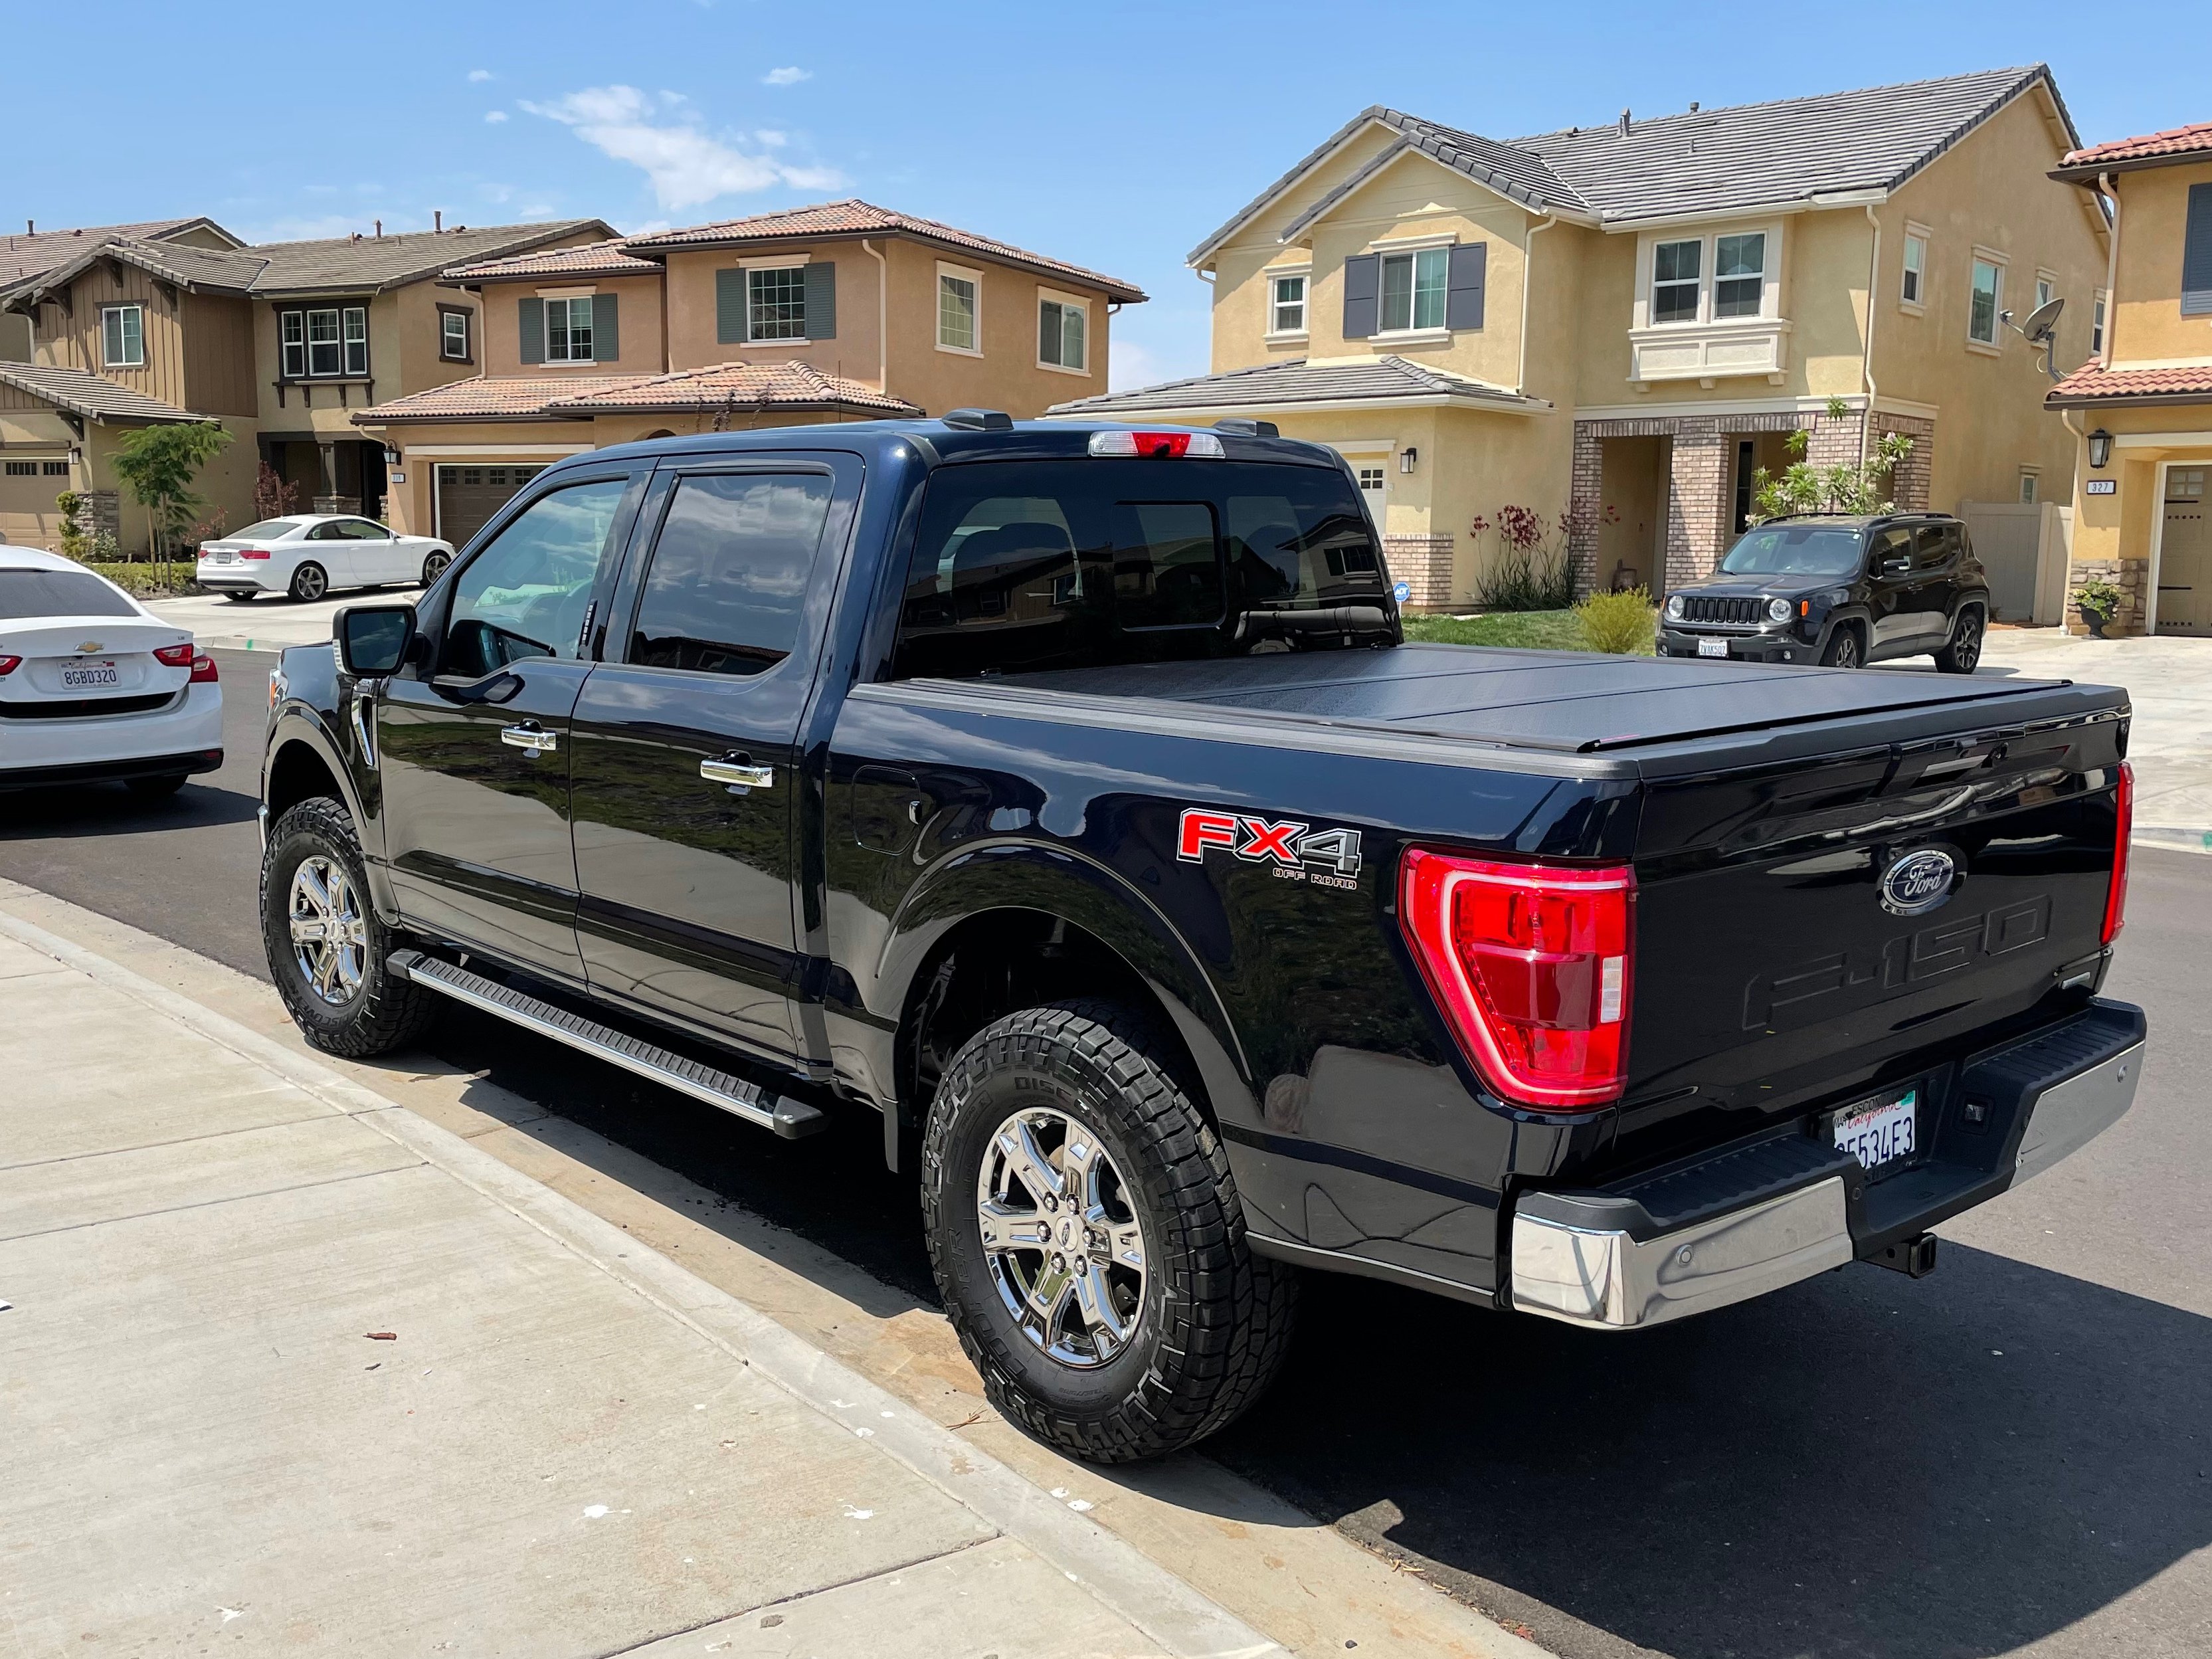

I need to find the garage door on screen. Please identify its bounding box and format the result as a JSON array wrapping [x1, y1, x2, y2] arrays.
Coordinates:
[[435, 464, 544, 551]]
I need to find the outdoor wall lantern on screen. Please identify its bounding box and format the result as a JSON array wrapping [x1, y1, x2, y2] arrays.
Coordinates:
[[66, 446, 82, 467], [1400, 446, 1418, 474], [2087, 429, 2113, 469], [383, 448, 402, 467]]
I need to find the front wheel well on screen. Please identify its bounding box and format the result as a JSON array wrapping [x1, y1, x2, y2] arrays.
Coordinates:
[[264, 739, 345, 827]]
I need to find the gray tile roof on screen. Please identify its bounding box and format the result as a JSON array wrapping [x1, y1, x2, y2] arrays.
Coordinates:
[[1046, 355, 1548, 417], [0, 217, 240, 287], [1190, 65, 2073, 260], [0, 363, 207, 423]]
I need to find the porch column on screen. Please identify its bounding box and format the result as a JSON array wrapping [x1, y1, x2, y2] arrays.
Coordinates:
[[1664, 420, 1729, 586], [312, 439, 359, 515], [1569, 422, 1604, 598]]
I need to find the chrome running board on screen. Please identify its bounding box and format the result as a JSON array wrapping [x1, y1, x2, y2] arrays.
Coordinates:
[[389, 949, 826, 1139]]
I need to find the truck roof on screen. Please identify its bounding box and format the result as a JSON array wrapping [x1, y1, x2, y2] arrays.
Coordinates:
[[577, 417, 1346, 471]]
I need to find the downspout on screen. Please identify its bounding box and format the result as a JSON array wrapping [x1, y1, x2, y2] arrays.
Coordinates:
[[861, 239, 888, 396], [1517, 215, 1556, 396], [1860, 204, 1881, 464], [2098, 172, 2121, 367]]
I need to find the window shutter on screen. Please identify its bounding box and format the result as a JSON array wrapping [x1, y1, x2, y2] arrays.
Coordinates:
[[1446, 243, 1487, 331], [717, 268, 745, 343], [1342, 253, 1379, 339], [2184, 183, 2212, 316], [518, 298, 545, 365], [592, 292, 620, 362], [804, 260, 836, 340]]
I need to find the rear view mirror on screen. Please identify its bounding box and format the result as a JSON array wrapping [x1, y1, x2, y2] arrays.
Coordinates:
[[337, 604, 416, 676]]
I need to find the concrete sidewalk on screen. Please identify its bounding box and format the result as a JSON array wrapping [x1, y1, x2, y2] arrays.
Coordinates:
[[0, 909, 1277, 1657], [145, 589, 354, 652]]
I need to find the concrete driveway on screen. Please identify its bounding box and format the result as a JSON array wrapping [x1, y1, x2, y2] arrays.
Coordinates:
[[146, 585, 423, 652]]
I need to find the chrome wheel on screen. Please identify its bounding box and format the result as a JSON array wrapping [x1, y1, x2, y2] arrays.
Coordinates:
[[420, 549, 451, 585], [291, 562, 327, 603], [975, 1107, 1147, 1369], [288, 855, 365, 1006]]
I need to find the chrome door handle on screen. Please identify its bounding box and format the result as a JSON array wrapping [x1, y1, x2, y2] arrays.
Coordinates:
[[500, 722, 557, 753], [701, 756, 774, 789]]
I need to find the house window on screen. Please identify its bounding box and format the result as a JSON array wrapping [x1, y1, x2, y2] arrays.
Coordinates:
[[342, 307, 368, 376], [1713, 233, 1766, 318], [441, 309, 470, 361], [1271, 272, 1307, 334], [307, 309, 343, 375], [1356, 465, 1384, 496], [101, 304, 143, 368], [1651, 239, 1702, 324], [937, 270, 978, 352], [1038, 295, 1087, 371], [281, 311, 306, 378], [545, 296, 596, 361], [1379, 246, 1447, 332], [745, 267, 806, 342], [1902, 233, 1927, 306], [2035, 276, 2055, 313], [2019, 470, 2040, 504], [2092, 292, 2108, 355], [1969, 258, 2003, 345]]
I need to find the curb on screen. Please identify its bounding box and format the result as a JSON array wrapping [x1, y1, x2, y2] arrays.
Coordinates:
[[0, 904, 1283, 1659], [2136, 827, 2212, 856]]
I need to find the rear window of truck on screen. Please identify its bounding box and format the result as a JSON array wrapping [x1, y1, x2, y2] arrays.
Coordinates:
[[893, 459, 1391, 679]]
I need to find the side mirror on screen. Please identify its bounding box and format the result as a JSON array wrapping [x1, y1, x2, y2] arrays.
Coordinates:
[[1879, 555, 1912, 579], [337, 604, 417, 676]]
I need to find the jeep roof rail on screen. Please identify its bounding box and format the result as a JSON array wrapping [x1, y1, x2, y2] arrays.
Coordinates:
[[941, 408, 1013, 432]]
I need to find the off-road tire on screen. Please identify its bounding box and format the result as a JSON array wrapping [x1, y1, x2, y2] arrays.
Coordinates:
[[288, 561, 328, 603], [921, 999, 1298, 1462], [1820, 623, 1865, 668], [260, 796, 438, 1056], [1934, 605, 1985, 674]]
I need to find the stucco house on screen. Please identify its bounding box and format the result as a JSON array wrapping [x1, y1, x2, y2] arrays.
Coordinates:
[[2045, 120, 2212, 636], [1053, 66, 2106, 611], [0, 219, 610, 554], [354, 200, 1145, 547]]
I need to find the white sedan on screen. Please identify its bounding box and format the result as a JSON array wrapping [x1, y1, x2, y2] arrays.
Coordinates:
[[0, 543, 223, 797], [197, 514, 456, 603]]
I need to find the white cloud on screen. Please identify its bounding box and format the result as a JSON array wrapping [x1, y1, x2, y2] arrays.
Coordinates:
[[761, 66, 810, 86], [468, 68, 494, 83], [754, 129, 786, 147], [519, 84, 842, 211], [484, 110, 509, 124]]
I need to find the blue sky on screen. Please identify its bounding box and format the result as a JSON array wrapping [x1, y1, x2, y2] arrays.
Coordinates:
[[8, 1, 2204, 389]]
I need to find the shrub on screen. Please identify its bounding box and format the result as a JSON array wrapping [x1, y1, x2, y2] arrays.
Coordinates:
[[1574, 588, 1657, 654], [1469, 504, 1582, 611], [54, 490, 89, 559], [2076, 577, 2122, 615]]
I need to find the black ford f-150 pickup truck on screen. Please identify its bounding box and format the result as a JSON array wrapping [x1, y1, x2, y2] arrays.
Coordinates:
[[260, 416, 2145, 1463]]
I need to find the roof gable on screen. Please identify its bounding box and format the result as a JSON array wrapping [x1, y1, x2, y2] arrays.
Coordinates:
[[0, 217, 242, 287]]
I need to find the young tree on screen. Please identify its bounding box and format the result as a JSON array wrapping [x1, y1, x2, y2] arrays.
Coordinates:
[[110, 422, 233, 585], [1750, 397, 1914, 522]]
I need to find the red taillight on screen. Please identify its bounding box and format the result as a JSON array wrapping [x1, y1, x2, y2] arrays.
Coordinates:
[[189, 652, 219, 684], [1400, 848, 1636, 1111], [237, 547, 271, 560], [0, 655, 19, 676], [153, 642, 196, 668], [2102, 761, 2133, 945], [1086, 429, 1225, 459]]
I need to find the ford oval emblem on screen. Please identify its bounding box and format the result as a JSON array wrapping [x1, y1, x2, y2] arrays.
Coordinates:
[[1879, 847, 1958, 916]]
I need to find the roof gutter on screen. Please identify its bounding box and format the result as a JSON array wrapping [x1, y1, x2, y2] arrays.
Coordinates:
[[861, 238, 889, 395], [1517, 215, 1556, 397], [1861, 204, 1881, 464]]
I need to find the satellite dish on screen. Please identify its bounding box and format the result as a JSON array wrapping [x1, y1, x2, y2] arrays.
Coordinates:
[[2018, 296, 2065, 345]]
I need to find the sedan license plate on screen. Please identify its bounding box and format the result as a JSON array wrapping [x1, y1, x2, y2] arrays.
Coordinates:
[[209, 551, 236, 564], [60, 660, 120, 690], [1697, 637, 1728, 658], [1834, 1088, 1918, 1174]]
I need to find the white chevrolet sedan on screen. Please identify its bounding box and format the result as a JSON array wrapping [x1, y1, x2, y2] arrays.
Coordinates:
[[0, 544, 223, 797], [197, 514, 456, 603]]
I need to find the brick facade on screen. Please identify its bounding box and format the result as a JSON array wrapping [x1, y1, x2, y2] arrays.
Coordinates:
[[1382, 534, 1456, 610], [1871, 412, 1936, 511]]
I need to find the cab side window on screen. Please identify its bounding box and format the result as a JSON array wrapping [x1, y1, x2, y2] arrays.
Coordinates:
[[1869, 528, 1914, 574], [442, 476, 632, 677], [627, 472, 834, 677], [1913, 524, 1954, 567]]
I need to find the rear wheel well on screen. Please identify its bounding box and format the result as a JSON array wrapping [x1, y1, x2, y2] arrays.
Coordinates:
[[896, 909, 1213, 1135], [264, 739, 345, 827]]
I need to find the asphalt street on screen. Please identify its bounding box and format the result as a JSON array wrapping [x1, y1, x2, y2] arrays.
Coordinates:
[[3, 644, 2207, 1659]]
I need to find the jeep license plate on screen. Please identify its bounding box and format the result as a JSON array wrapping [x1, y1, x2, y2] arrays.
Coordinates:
[[1834, 1088, 1918, 1173], [1697, 637, 1728, 658]]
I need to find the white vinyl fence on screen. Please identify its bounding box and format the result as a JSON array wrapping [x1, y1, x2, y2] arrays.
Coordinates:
[[1958, 501, 2073, 625]]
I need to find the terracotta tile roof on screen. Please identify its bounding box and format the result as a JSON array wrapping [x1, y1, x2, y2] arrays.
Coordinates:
[[624, 200, 1146, 302], [2046, 362, 2212, 407], [1047, 355, 1548, 417], [0, 217, 239, 286], [2055, 121, 2212, 180], [441, 238, 662, 284], [353, 374, 644, 424], [545, 361, 919, 416], [0, 363, 209, 424]]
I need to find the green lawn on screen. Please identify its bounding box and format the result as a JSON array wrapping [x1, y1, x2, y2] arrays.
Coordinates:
[[1402, 609, 1590, 650]]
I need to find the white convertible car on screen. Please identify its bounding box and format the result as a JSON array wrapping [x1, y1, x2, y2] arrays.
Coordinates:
[[197, 514, 456, 603], [0, 544, 223, 797]]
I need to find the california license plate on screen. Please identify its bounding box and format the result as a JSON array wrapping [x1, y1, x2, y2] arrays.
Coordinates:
[[1834, 1088, 1918, 1173], [209, 551, 236, 563], [1697, 637, 1728, 658], [60, 660, 120, 689]]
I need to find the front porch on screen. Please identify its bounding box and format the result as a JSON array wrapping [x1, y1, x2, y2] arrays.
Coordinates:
[[260, 435, 387, 520]]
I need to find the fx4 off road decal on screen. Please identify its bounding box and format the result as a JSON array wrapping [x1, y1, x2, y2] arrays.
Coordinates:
[[1176, 809, 1362, 889]]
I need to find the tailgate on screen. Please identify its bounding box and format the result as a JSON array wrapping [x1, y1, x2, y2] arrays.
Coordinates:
[[1617, 703, 2128, 1163]]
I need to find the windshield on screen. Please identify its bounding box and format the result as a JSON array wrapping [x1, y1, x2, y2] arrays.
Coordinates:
[[0, 567, 138, 619], [233, 519, 305, 539], [1718, 524, 1867, 578]]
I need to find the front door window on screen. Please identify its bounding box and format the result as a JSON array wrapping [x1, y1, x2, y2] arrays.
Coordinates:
[[442, 476, 632, 676]]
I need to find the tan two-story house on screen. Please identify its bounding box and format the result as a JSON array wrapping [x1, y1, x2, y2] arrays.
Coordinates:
[[354, 200, 1145, 547], [1056, 66, 2105, 612], [2045, 121, 2212, 635], [0, 219, 610, 553]]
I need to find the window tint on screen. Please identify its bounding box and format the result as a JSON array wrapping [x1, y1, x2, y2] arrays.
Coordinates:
[[335, 519, 389, 540], [442, 476, 632, 677], [1718, 525, 1867, 578], [628, 472, 834, 677], [0, 568, 138, 619], [1914, 524, 1956, 566], [1871, 528, 1914, 571], [236, 519, 304, 539], [893, 460, 1390, 680]]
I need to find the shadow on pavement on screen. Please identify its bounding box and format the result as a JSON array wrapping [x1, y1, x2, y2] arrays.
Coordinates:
[[1206, 1248, 2212, 1659], [0, 780, 262, 838]]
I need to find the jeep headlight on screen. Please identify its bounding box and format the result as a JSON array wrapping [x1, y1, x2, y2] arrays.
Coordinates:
[[1664, 593, 1686, 621], [1766, 597, 1793, 623]]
